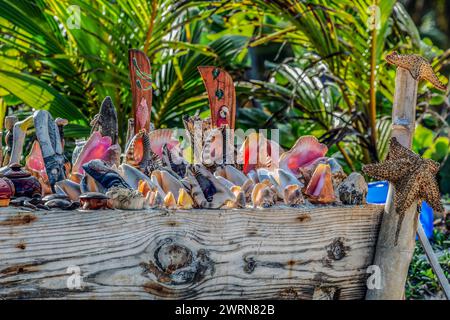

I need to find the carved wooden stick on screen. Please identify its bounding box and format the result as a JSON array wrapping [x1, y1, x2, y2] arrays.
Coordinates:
[[198, 66, 236, 129], [33, 110, 66, 192], [129, 50, 152, 134]]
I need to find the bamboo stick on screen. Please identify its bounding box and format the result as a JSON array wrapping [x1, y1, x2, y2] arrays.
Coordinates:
[[366, 68, 418, 300], [417, 224, 450, 299]]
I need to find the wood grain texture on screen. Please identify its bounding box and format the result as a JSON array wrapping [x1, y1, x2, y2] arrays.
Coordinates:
[[0, 205, 383, 300], [129, 49, 152, 134], [198, 66, 236, 129]]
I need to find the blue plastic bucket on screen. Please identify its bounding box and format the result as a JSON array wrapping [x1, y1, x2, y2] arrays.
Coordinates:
[[367, 181, 434, 239]]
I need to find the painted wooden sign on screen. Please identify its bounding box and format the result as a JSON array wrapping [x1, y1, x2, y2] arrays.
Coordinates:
[[129, 49, 152, 134], [198, 66, 236, 129]]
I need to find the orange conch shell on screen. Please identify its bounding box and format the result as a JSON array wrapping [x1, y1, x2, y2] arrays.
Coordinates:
[[279, 136, 328, 176], [177, 188, 194, 209], [138, 180, 152, 197], [304, 163, 336, 204], [125, 130, 145, 166], [163, 191, 177, 209]]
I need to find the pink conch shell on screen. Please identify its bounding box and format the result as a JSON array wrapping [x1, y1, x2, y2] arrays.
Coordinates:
[[26, 141, 48, 180], [72, 131, 112, 174], [25, 141, 54, 195], [240, 133, 283, 174], [137, 97, 149, 131], [148, 129, 179, 158], [279, 136, 328, 176], [304, 163, 336, 204]]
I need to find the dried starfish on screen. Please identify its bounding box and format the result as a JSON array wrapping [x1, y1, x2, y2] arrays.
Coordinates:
[[363, 137, 444, 242], [386, 51, 447, 91]]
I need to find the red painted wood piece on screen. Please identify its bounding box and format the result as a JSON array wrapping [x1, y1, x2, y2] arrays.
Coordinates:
[[198, 66, 236, 129], [129, 49, 152, 133]]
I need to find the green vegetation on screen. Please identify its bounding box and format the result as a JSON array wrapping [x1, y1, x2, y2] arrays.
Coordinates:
[[1, 0, 449, 173], [406, 227, 450, 299]]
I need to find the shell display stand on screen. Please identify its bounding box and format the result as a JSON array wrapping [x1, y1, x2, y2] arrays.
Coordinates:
[[0, 205, 383, 300]]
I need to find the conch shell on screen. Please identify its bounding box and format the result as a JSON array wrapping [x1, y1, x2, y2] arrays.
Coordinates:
[[148, 190, 164, 208], [177, 188, 194, 209], [138, 180, 152, 197], [251, 182, 275, 208], [25, 141, 52, 194], [151, 169, 186, 199], [163, 191, 177, 209], [304, 163, 336, 204], [106, 186, 145, 210], [186, 164, 234, 209], [72, 131, 113, 174], [283, 184, 304, 206], [279, 136, 328, 177], [148, 129, 180, 159], [125, 130, 146, 167], [55, 179, 82, 201], [226, 185, 246, 209], [215, 165, 254, 199], [240, 133, 283, 174]]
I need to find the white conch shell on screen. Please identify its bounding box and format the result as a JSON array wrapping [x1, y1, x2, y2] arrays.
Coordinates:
[[186, 164, 234, 209], [151, 169, 186, 199], [54, 179, 81, 201], [118, 163, 154, 189]]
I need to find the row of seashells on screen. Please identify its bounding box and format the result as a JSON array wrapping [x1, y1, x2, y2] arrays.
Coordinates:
[[10, 97, 368, 211], [52, 137, 367, 210]]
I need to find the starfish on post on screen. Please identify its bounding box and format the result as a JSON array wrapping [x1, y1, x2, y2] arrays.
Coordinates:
[[385, 51, 447, 91], [363, 137, 444, 241]]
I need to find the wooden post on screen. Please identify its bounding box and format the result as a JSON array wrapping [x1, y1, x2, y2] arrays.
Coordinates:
[[366, 68, 418, 300]]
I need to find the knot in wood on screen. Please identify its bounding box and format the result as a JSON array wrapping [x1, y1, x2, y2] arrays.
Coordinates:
[[150, 238, 215, 286], [326, 237, 348, 261], [243, 256, 256, 274], [155, 240, 193, 273]]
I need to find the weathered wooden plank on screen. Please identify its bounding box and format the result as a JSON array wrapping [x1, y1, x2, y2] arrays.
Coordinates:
[[0, 205, 383, 300]]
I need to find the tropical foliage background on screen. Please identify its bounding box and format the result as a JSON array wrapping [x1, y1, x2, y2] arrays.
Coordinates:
[[0, 0, 449, 300]]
